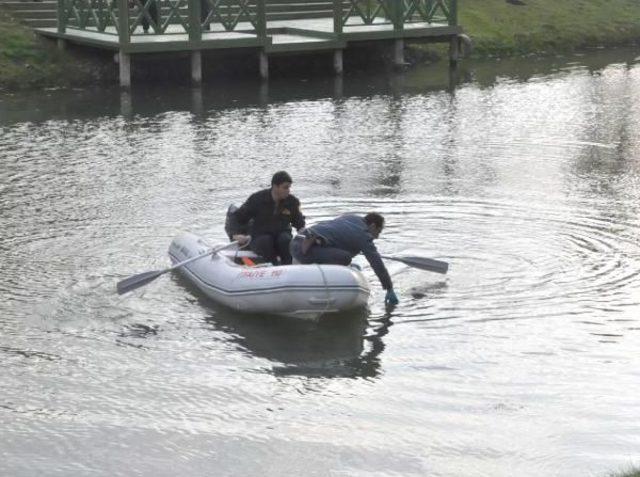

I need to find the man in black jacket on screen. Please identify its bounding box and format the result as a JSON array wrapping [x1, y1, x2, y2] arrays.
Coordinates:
[[230, 171, 305, 265]]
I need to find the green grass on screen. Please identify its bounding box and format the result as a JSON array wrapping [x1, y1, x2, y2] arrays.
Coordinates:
[[461, 0, 640, 56], [0, 9, 112, 90], [0, 9, 47, 88], [409, 0, 640, 59]]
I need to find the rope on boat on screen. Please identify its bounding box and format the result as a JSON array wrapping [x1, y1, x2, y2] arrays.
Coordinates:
[[232, 236, 252, 264], [316, 264, 332, 316]]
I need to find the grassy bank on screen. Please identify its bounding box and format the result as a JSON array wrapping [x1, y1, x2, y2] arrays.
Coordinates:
[[0, 9, 112, 90], [461, 0, 640, 56], [408, 0, 640, 59]]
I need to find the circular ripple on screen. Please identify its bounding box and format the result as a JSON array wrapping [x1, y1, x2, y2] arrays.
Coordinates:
[[351, 198, 640, 324]]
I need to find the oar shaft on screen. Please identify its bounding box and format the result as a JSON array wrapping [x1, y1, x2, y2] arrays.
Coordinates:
[[117, 240, 240, 295]]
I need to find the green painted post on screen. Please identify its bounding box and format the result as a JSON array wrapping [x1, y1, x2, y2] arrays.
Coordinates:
[[117, 0, 130, 45], [392, 0, 404, 66], [393, 0, 404, 32], [57, 0, 65, 33], [333, 0, 342, 35], [189, 0, 202, 41], [256, 0, 266, 42], [448, 0, 457, 26]]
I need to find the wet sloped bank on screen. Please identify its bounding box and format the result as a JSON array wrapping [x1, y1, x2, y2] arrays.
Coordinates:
[[0, 9, 115, 91]]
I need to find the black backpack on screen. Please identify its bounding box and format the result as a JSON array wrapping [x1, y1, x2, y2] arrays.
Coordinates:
[[224, 204, 252, 240]]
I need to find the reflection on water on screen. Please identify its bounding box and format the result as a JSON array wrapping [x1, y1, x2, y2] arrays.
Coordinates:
[[172, 273, 388, 379], [206, 310, 383, 379], [1, 47, 640, 477], [2, 47, 638, 126]]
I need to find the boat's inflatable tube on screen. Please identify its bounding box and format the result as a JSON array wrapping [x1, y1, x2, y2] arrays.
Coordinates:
[[169, 232, 370, 320]]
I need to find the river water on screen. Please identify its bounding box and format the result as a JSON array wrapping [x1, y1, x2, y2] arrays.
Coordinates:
[[1, 48, 639, 476]]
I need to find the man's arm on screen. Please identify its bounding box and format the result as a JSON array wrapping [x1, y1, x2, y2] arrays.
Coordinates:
[[361, 239, 393, 290], [290, 198, 305, 231], [228, 194, 256, 242]]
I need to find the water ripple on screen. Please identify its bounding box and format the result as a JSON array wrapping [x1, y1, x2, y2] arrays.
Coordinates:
[[3, 53, 640, 477]]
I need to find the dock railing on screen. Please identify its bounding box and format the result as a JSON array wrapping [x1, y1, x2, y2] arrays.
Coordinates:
[[56, 0, 267, 41], [333, 0, 456, 30], [55, 0, 457, 40]]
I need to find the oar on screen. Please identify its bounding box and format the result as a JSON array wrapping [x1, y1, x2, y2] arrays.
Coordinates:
[[116, 240, 240, 295], [380, 255, 449, 274]]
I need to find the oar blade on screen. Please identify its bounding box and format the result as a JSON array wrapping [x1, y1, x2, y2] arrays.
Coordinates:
[[116, 270, 163, 295], [395, 256, 449, 274]]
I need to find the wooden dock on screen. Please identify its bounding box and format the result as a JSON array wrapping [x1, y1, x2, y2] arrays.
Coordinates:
[[31, 0, 462, 86]]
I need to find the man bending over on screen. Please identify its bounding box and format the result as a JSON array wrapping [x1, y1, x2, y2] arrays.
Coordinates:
[[290, 213, 399, 305]]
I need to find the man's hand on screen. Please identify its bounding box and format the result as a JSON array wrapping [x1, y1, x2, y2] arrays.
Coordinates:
[[232, 234, 251, 246], [385, 289, 399, 306]]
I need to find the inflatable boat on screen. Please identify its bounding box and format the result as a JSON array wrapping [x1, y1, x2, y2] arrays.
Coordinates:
[[168, 232, 370, 320]]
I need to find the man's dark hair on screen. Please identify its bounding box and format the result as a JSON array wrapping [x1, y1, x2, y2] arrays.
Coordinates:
[[364, 212, 384, 229], [271, 171, 292, 186]]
